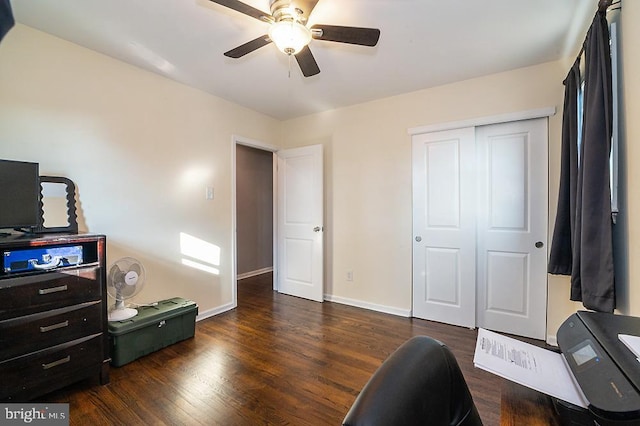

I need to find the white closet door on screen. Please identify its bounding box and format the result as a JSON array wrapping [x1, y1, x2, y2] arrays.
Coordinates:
[[475, 118, 548, 339], [412, 127, 477, 328], [411, 118, 548, 340]]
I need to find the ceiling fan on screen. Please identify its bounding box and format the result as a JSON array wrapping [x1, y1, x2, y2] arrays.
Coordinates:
[[209, 0, 381, 77]]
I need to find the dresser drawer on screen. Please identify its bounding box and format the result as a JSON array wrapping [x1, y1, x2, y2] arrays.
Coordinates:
[[0, 301, 103, 360], [0, 266, 102, 320], [0, 334, 104, 401]]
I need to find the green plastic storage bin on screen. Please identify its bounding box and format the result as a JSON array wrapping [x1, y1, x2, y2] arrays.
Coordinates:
[[108, 297, 198, 367]]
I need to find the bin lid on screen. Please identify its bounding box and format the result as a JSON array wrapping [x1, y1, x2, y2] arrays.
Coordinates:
[[108, 297, 197, 335]]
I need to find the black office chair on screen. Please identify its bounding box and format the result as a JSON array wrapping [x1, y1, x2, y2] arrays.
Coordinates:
[[342, 336, 483, 426]]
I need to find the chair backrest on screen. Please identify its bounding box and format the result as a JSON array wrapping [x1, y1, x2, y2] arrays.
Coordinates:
[[342, 335, 483, 426]]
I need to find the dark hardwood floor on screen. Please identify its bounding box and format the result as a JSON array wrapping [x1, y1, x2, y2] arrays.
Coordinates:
[[38, 272, 510, 425]]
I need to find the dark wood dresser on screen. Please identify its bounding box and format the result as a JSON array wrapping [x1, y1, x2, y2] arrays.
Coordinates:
[[0, 233, 110, 401]]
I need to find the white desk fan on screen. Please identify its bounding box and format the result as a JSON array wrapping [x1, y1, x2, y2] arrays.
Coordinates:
[[107, 257, 145, 321]]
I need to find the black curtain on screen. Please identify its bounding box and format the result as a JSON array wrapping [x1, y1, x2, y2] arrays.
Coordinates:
[[0, 0, 14, 42], [549, 10, 614, 313], [548, 60, 581, 276]]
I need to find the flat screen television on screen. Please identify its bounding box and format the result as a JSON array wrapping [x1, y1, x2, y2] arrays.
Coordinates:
[[0, 159, 40, 232]]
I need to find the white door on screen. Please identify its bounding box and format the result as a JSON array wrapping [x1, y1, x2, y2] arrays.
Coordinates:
[[276, 144, 324, 302], [412, 127, 477, 328], [411, 118, 548, 339], [475, 119, 548, 339]]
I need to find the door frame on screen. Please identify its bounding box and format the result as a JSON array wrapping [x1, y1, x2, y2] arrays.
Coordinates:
[[231, 135, 279, 308]]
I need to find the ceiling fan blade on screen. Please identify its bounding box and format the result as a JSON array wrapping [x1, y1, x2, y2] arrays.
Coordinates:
[[290, 0, 320, 21], [208, 0, 272, 22], [295, 46, 320, 77], [224, 35, 272, 58], [311, 24, 381, 47]]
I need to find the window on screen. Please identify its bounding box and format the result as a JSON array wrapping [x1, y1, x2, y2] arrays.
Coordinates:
[[576, 19, 619, 222]]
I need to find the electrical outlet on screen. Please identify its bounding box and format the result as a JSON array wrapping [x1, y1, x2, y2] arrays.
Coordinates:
[[206, 186, 214, 200], [346, 270, 353, 282]]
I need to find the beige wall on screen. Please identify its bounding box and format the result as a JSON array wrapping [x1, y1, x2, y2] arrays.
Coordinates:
[[280, 61, 574, 336], [620, 2, 640, 316], [2, 1, 639, 341], [278, 2, 640, 340], [0, 24, 281, 317]]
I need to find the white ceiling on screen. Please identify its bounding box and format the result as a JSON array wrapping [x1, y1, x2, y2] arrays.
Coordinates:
[[12, 0, 594, 120]]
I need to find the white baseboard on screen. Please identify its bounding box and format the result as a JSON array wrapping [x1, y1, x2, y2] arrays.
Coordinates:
[[237, 267, 273, 280], [196, 302, 236, 322], [324, 294, 411, 318], [196, 291, 408, 323], [546, 334, 558, 347]]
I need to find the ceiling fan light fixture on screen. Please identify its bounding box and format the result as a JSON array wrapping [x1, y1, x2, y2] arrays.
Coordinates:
[[268, 20, 312, 55]]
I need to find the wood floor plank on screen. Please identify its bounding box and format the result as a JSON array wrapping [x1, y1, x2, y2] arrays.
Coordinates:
[[34, 272, 514, 425]]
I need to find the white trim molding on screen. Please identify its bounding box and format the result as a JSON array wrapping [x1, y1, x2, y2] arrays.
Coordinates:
[[237, 267, 274, 280], [232, 134, 278, 152], [408, 107, 556, 135], [324, 294, 411, 318], [196, 301, 236, 322]]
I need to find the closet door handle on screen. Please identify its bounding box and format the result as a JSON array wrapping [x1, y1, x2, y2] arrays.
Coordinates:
[[535, 241, 544, 248]]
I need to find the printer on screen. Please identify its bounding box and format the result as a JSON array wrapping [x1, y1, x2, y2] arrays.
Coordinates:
[[557, 311, 640, 425]]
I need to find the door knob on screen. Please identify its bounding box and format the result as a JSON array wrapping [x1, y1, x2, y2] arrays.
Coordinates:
[[415, 236, 422, 242], [535, 241, 544, 248], [313, 226, 323, 232]]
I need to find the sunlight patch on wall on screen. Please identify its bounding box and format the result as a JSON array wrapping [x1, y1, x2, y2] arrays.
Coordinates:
[[180, 232, 220, 275], [179, 166, 212, 186]]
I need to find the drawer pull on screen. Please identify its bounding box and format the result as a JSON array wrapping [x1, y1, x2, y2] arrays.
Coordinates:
[[40, 320, 69, 333], [42, 355, 71, 370], [38, 285, 68, 295]]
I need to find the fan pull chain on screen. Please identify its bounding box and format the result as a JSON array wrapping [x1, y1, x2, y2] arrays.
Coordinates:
[[288, 54, 292, 78]]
